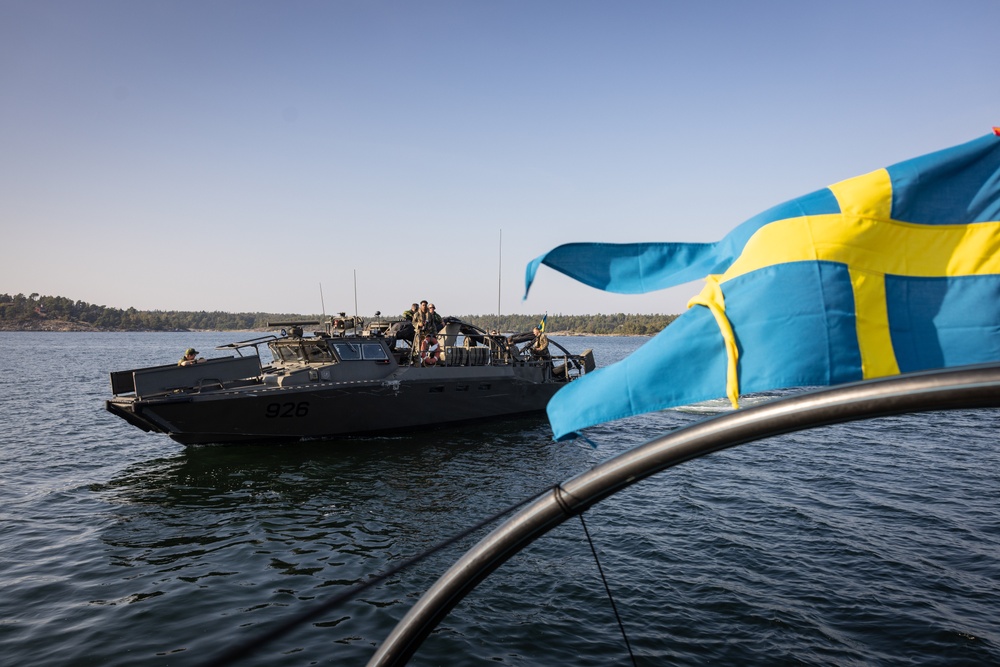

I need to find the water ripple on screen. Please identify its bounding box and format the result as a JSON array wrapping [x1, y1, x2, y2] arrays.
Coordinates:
[[0, 333, 997, 665]]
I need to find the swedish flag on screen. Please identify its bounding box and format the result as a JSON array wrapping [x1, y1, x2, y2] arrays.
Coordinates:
[[525, 132, 1000, 440], [537, 314, 547, 332]]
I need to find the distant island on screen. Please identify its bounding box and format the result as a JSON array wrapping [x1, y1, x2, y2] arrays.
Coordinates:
[[0, 293, 678, 335]]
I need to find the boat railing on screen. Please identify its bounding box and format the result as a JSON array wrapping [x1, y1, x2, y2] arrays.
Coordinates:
[[215, 334, 281, 357], [538, 344, 595, 382]]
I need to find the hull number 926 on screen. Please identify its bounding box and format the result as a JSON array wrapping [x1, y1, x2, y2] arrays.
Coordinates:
[[265, 401, 310, 418]]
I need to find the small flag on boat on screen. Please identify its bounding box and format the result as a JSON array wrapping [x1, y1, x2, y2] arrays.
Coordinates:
[[537, 314, 547, 332], [525, 132, 1000, 441]]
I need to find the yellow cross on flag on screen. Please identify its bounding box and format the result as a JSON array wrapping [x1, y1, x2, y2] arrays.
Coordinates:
[[525, 132, 1000, 440]]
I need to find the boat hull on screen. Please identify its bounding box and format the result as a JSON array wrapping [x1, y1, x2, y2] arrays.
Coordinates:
[[107, 365, 560, 445]]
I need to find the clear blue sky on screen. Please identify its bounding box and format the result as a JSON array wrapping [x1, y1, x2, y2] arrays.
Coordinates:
[[2, 0, 997, 316]]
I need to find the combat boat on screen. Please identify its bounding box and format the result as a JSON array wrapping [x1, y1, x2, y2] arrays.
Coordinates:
[[106, 315, 595, 445]]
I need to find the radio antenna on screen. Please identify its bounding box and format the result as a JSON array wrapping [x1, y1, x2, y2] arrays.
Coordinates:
[[353, 270, 359, 323], [319, 282, 326, 318], [496, 229, 502, 332]]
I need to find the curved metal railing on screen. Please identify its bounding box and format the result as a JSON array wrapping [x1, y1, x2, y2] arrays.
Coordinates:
[[368, 362, 1000, 666]]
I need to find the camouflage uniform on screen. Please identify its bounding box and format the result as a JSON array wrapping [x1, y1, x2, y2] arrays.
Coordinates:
[[531, 330, 550, 358], [412, 305, 434, 334]]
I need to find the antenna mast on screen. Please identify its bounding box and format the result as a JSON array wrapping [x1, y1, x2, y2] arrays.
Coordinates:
[[353, 270, 359, 322], [319, 282, 326, 318], [496, 229, 502, 332]]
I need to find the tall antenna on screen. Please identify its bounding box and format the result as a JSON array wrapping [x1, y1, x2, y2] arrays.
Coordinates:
[[496, 229, 502, 332], [353, 269, 359, 322], [319, 282, 326, 318]]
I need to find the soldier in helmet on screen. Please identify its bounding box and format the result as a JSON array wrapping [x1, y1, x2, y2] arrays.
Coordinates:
[[178, 348, 204, 366]]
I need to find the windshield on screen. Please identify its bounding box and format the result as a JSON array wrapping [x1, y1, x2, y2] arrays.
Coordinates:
[[268, 340, 334, 363], [332, 343, 388, 361]]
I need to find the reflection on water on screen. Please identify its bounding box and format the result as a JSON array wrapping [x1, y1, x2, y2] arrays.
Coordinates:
[[82, 418, 595, 666]]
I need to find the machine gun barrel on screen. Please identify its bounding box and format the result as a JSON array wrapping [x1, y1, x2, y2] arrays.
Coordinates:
[[266, 320, 322, 328]]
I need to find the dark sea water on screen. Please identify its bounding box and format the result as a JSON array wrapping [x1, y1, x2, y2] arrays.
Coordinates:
[[1, 332, 998, 666]]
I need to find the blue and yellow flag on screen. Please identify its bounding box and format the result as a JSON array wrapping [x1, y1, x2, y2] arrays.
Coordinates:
[[537, 314, 547, 332], [525, 133, 1000, 440]]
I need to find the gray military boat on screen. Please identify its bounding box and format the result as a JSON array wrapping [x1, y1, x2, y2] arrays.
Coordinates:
[[106, 315, 595, 445]]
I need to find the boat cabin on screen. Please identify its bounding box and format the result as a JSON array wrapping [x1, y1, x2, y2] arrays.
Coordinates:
[[266, 336, 393, 365]]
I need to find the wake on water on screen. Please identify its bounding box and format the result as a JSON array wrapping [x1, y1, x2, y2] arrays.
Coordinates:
[[671, 389, 805, 415]]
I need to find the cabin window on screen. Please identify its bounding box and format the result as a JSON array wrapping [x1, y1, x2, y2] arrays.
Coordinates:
[[332, 343, 388, 362], [306, 344, 333, 362], [333, 343, 362, 360], [271, 345, 304, 362], [361, 344, 388, 361], [270, 342, 332, 363]]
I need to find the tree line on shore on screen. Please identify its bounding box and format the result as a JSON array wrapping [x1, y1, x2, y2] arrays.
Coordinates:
[[0, 293, 678, 335], [455, 313, 677, 335]]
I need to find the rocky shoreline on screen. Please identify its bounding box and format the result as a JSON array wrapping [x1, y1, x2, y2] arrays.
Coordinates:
[[0, 319, 193, 333], [0, 319, 103, 332]]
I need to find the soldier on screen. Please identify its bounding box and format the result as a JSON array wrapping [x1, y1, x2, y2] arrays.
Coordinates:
[[178, 348, 203, 366], [428, 303, 444, 332], [530, 327, 549, 359], [410, 301, 434, 365], [412, 301, 433, 334]]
